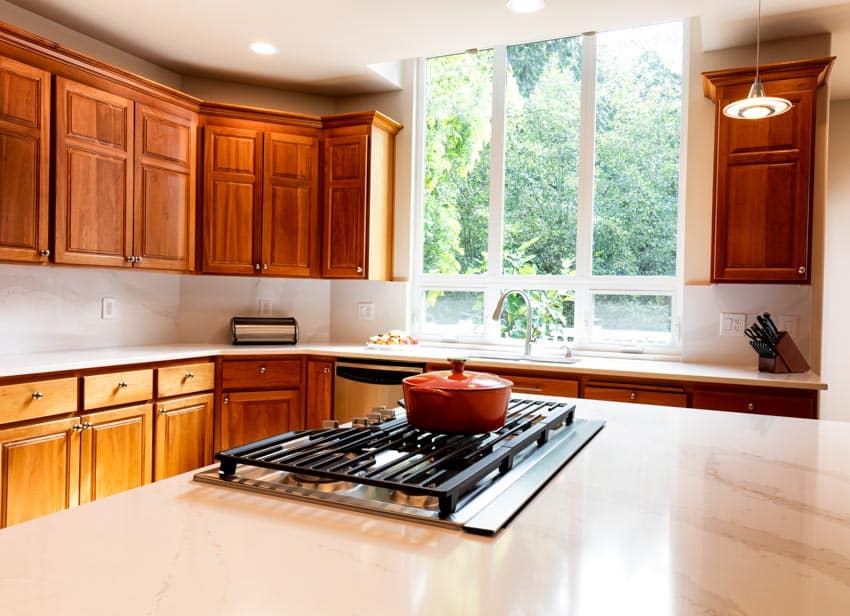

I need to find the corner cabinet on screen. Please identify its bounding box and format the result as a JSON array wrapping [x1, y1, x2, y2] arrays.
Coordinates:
[[322, 111, 401, 280], [0, 55, 51, 264], [200, 106, 322, 277], [702, 57, 834, 283]]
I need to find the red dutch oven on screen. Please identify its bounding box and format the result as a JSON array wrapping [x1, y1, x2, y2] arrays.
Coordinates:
[[402, 359, 513, 433]]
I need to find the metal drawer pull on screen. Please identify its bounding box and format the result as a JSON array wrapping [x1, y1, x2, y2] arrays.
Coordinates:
[[83, 422, 92, 429], [322, 367, 330, 374], [32, 391, 44, 400], [629, 392, 637, 400], [39, 249, 50, 257], [118, 381, 129, 389], [513, 386, 542, 393], [356, 266, 363, 273], [159, 407, 168, 414], [127, 255, 136, 263], [747, 402, 755, 411], [223, 396, 230, 404], [259, 366, 267, 374], [72, 423, 84, 432], [184, 371, 195, 380]]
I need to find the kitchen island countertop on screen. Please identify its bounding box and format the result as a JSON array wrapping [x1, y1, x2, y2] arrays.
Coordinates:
[[0, 342, 827, 390], [1, 398, 848, 615]]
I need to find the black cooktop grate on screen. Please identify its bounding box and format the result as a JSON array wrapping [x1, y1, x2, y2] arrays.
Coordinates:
[[215, 398, 575, 515]]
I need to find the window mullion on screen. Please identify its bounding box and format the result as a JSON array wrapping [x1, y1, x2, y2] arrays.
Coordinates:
[[488, 45, 507, 280], [575, 33, 597, 281]]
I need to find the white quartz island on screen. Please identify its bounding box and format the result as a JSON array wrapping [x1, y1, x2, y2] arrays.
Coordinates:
[[1, 398, 848, 615]]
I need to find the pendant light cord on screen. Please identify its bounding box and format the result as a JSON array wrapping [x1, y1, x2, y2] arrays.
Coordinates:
[[755, 0, 761, 82]]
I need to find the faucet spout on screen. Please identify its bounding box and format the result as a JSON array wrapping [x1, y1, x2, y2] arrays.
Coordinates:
[[492, 289, 533, 357]]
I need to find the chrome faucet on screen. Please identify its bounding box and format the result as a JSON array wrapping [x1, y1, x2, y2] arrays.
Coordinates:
[[492, 289, 533, 357]]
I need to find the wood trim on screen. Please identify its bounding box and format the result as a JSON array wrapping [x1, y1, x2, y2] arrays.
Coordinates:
[[702, 57, 835, 100], [0, 19, 200, 110], [200, 101, 322, 128], [321, 110, 402, 134]]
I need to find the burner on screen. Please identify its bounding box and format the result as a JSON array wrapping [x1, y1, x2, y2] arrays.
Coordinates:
[[281, 472, 354, 493], [390, 489, 440, 510]]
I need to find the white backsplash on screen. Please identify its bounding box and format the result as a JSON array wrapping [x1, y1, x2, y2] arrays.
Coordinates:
[[0, 264, 182, 353], [177, 275, 331, 344]]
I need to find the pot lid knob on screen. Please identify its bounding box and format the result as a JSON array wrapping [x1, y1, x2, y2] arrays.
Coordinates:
[[448, 358, 467, 378]]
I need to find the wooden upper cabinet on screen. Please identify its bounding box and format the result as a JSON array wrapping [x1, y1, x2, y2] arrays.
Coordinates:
[[263, 131, 320, 276], [0, 56, 50, 264], [202, 125, 262, 275], [134, 103, 197, 271], [55, 77, 134, 267], [702, 58, 834, 283], [322, 112, 401, 280]]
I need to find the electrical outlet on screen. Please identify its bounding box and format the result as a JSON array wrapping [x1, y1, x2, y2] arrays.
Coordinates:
[[358, 302, 375, 321], [779, 314, 798, 339], [101, 297, 116, 320], [719, 312, 746, 336], [258, 298, 273, 316]]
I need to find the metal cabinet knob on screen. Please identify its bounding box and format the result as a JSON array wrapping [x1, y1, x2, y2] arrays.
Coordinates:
[[223, 396, 230, 405], [184, 371, 195, 380], [83, 422, 92, 429], [259, 366, 267, 374], [356, 266, 363, 273], [262, 263, 268, 270], [32, 391, 44, 400], [747, 402, 755, 411], [322, 367, 330, 374], [255, 263, 261, 270], [798, 266, 806, 275], [159, 407, 168, 415], [73, 423, 84, 432], [127, 256, 137, 263], [39, 249, 50, 257], [629, 392, 637, 401], [135, 256, 142, 263], [118, 380, 129, 389]]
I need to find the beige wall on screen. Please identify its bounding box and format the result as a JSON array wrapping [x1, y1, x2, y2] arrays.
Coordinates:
[[181, 75, 334, 114], [820, 99, 850, 420]]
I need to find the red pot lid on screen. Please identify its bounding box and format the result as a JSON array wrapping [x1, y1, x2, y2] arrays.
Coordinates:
[[404, 359, 512, 390]]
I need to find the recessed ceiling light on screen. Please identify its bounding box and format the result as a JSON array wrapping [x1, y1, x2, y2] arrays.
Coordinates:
[[507, 0, 545, 13], [249, 42, 278, 55]]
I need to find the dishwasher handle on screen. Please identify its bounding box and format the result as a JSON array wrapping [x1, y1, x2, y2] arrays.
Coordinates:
[[335, 363, 423, 385]]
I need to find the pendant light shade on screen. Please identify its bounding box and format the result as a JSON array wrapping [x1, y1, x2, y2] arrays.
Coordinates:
[[722, 0, 792, 120]]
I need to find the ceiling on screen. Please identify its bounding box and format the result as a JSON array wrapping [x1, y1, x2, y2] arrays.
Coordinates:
[[6, 0, 850, 97]]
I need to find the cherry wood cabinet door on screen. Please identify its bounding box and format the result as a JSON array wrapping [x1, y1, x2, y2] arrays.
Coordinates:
[[220, 390, 302, 450], [134, 103, 197, 271], [305, 359, 333, 429], [55, 77, 134, 267], [322, 134, 368, 278], [0, 417, 81, 528], [0, 56, 50, 263], [78, 403, 153, 504], [262, 131, 319, 276], [154, 393, 213, 480], [202, 125, 262, 275]]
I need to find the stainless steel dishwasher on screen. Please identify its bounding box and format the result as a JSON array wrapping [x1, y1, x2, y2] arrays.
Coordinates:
[[333, 359, 425, 424]]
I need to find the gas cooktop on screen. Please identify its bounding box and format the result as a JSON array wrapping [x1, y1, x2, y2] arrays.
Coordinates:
[[194, 397, 604, 535]]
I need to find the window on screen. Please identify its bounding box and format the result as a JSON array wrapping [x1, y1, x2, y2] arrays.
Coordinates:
[[414, 22, 684, 355]]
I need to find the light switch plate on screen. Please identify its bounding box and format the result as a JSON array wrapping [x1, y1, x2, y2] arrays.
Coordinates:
[[258, 298, 273, 316], [101, 297, 116, 320], [358, 302, 375, 321], [719, 312, 746, 336], [779, 314, 798, 339]]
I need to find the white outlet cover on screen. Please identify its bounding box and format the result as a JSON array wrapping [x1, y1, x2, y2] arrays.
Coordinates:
[[719, 312, 746, 336], [101, 297, 116, 320], [358, 302, 375, 321], [258, 298, 273, 316]]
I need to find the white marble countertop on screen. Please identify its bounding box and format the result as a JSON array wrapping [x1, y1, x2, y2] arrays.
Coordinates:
[[0, 342, 826, 390], [1, 398, 848, 615]]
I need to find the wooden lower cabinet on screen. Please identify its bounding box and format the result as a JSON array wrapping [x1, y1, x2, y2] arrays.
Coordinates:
[[79, 403, 153, 505], [220, 390, 302, 450], [154, 393, 213, 480], [584, 383, 687, 407], [0, 416, 80, 528], [692, 389, 816, 419], [305, 359, 333, 428]]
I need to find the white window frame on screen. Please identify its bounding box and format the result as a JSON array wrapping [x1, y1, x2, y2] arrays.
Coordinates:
[[410, 24, 687, 358]]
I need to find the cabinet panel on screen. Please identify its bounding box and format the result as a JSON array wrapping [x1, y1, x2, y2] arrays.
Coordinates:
[[0, 56, 50, 263], [0, 376, 78, 424], [83, 368, 153, 410], [134, 103, 196, 271], [507, 374, 578, 398], [585, 385, 687, 407], [692, 390, 815, 419], [263, 131, 319, 276], [79, 403, 153, 504], [305, 359, 333, 429], [324, 185, 366, 275], [157, 361, 215, 398], [55, 77, 133, 267], [154, 393, 213, 480], [220, 359, 302, 390], [202, 126, 261, 275], [220, 390, 301, 450], [0, 417, 80, 528]]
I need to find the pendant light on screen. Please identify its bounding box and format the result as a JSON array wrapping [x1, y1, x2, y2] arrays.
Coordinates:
[[722, 0, 792, 119]]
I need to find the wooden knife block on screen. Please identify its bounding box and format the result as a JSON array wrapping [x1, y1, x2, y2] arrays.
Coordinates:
[[758, 332, 810, 373]]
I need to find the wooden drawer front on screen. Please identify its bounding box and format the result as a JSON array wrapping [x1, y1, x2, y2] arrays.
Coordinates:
[[220, 359, 302, 390], [157, 362, 214, 398], [692, 390, 815, 419], [585, 385, 687, 408], [506, 374, 578, 398], [83, 369, 153, 410], [0, 377, 78, 424]]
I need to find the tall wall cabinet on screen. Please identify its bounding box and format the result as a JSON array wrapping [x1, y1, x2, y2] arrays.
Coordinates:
[[702, 57, 834, 283]]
